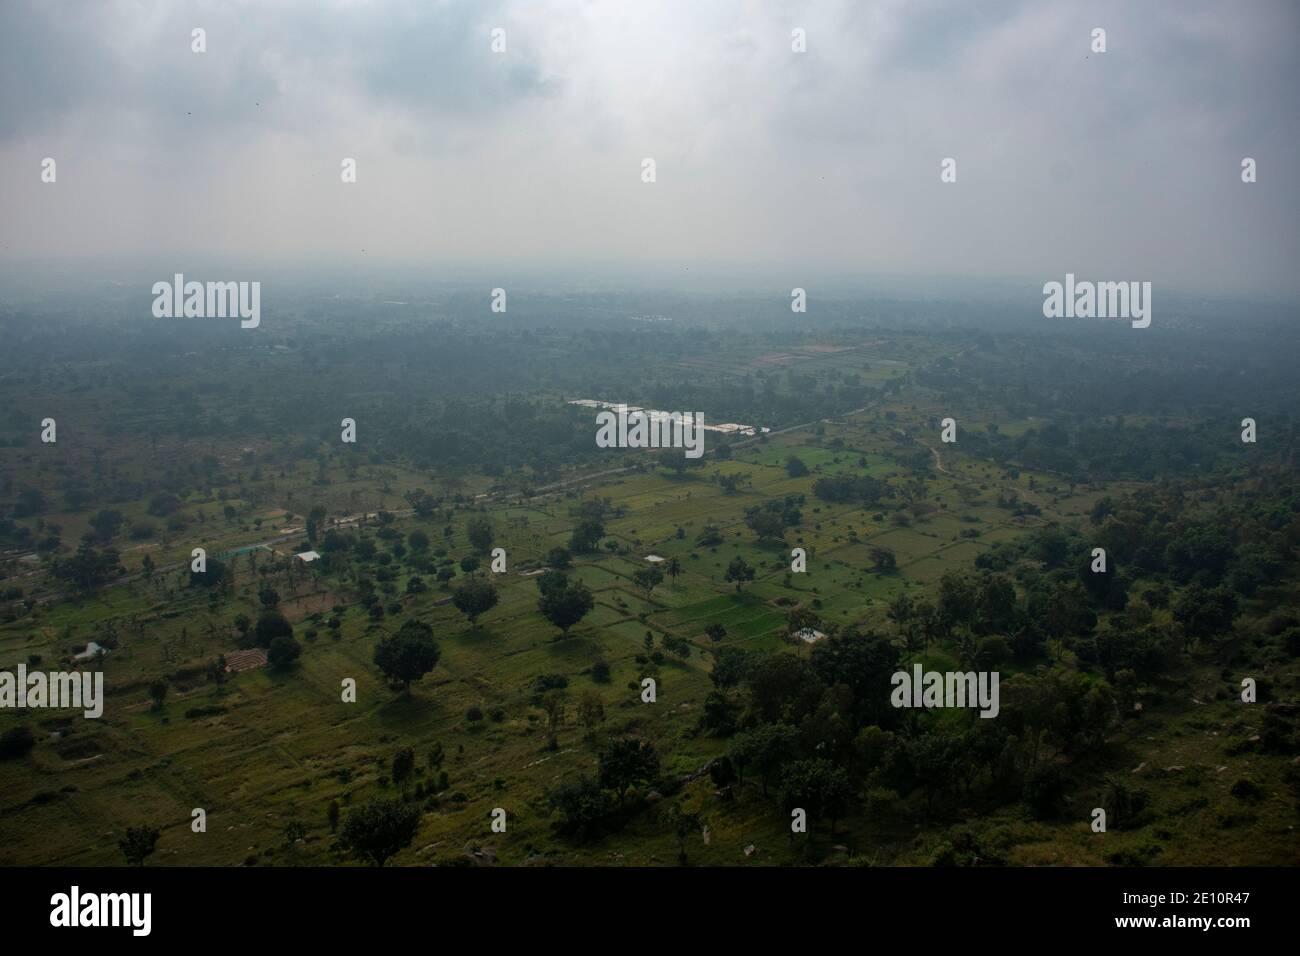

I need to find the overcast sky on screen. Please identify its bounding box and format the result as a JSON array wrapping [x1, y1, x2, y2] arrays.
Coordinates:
[[1, 0, 1297, 299]]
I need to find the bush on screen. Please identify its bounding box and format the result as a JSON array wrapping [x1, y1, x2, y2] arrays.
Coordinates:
[[1105, 838, 1164, 866], [0, 725, 36, 760], [268, 635, 302, 670], [118, 825, 161, 866], [545, 775, 618, 842], [1022, 764, 1065, 819], [1101, 777, 1150, 830], [184, 705, 228, 719], [255, 609, 293, 647], [1230, 778, 1264, 801], [708, 756, 737, 787], [391, 747, 416, 785], [338, 798, 421, 867]]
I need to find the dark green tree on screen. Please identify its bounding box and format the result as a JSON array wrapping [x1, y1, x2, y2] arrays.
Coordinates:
[[373, 620, 442, 694], [465, 515, 495, 554], [267, 635, 302, 670], [255, 608, 293, 647], [119, 825, 161, 866], [338, 798, 422, 866], [569, 518, 605, 553], [725, 556, 755, 591], [537, 575, 595, 635], [632, 566, 664, 599], [781, 758, 853, 835], [452, 575, 499, 624], [598, 738, 660, 804]]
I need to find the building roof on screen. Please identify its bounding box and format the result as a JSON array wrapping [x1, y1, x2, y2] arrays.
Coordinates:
[[295, 550, 321, 562]]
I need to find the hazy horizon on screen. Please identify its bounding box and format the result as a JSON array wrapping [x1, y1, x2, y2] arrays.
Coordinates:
[[2, 0, 1298, 301]]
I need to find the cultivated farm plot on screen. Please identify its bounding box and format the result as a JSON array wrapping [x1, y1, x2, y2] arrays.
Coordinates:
[[903, 542, 990, 583]]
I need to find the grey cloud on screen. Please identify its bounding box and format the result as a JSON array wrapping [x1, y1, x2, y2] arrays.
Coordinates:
[[0, 0, 1296, 299]]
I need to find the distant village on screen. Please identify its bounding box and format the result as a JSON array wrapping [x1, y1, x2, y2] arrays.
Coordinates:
[[567, 399, 770, 438]]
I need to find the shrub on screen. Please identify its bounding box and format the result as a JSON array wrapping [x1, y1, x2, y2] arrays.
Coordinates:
[[268, 635, 302, 670], [0, 725, 36, 760], [1022, 764, 1065, 819], [1230, 778, 1264, 801]]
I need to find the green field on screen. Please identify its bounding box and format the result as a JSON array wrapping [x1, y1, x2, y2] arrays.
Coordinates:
[[2, 325, 1298, 869]]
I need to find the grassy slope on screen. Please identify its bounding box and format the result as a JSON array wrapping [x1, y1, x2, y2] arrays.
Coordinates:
[[2, 393, 1297, 867]]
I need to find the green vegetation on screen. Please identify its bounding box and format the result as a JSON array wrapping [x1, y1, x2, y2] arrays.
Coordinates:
[[1, 307, 1297, 867]]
